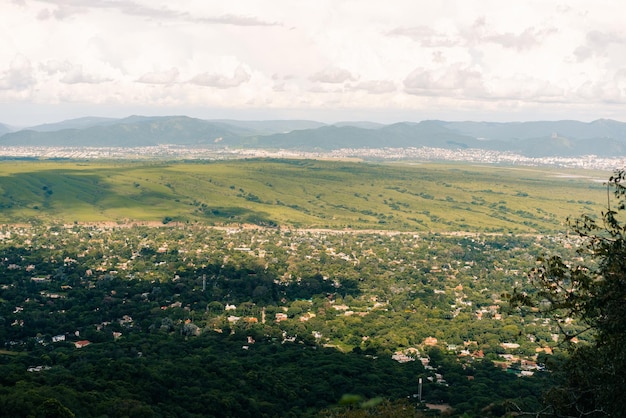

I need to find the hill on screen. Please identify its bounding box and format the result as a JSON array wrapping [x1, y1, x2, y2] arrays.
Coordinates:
[[0, 122, 12, 136], [26, 116, 118, 132], [0, 116, 245, 147], [0, 159, 608, 233], [2, 116, 626, 157]]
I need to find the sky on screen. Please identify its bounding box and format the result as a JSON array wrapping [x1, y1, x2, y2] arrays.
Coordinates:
[[1, 0, 626, 127]]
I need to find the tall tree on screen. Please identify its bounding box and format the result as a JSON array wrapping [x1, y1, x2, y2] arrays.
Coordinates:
[[512, 169, 626, 417]]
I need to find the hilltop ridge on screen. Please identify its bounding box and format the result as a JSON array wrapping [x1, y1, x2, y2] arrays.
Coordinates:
[[2, 116, 626, 158]]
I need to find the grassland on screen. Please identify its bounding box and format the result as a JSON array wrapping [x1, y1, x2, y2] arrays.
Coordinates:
[[0, 158, 611, 232]]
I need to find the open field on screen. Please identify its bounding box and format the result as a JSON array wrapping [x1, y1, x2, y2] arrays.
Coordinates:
[[0, 158, 611, 232]]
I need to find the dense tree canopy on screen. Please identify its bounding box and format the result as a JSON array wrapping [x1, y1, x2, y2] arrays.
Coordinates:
[[0, 220, 566, 416]]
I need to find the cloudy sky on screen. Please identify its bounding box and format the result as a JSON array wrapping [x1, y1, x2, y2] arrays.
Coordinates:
[[1, 0, 625, 126]]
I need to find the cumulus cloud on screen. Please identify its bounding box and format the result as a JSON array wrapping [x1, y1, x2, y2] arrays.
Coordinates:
[[573, 45, 593, 62], [190, 66, 251, 89], [309, 68, 357, 84], [194, 14, 278, 26], [574, 30, 626, 61], [349, 80, 396, 94], [36, 1, 92, 20], [491, 77, 565, 102], [36, 0, 182, 21], [461, 17, 557, 51], [0, 55, 36, 90], [389, 18, 556, 51], [2, 1, 626, 123], [481, 26, 557, 51], [137, 68, 179, 84], [387, 26, 457, 47], [60, 66, 112, 84], [37, 8, 52, 20], [40, 60, 73, 75], [404, 64, 485, 97], [37, 0, 278, 26]]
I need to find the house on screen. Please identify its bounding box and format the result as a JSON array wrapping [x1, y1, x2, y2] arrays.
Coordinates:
[[501, 342, 520, 350], [299, 312, 316, 322], [423, 337, 438, 346], [119, 315, 133, 326], [52, 334, 66, 343], [392, 349, 417, 363], [74, 340, 91, 348], [535, 346, 553, 354], [27, 365, 51, 372]]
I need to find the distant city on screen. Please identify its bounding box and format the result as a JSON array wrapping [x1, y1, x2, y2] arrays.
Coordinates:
[[0, 144, 623, 170], [3, 115, 626, 170]]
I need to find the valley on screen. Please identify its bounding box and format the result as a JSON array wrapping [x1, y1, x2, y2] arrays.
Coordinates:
[[0, 158, 610, 416]]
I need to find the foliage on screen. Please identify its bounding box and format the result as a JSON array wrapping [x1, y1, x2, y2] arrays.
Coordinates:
[[0, 222, 561, 417], [512, 169, 626, 417], [36, 398, 75, 418], [318, 398, 427, 417]]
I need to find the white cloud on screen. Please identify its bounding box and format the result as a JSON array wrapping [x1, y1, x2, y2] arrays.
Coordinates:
[[404, 64, 486, 97], [574, 30, 626, 62], [40, 60, 73, 75], [137, 68, 180, 85], [389, 17, 557, 52], [190, 66, 251, 89], [387, 25, 458, 48], [60, 66, 112, 84], [481, 26, 558, 51], [1, 0, 626, 125], [0, 55, 36, 90], [309, 68, 357, 84], [35, 0, 279, 26], [349, 80, 397, 94]]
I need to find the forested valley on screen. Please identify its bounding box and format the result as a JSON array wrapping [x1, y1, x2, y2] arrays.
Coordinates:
[[0, 222, 581, 417], [0, 160, 611, 417]]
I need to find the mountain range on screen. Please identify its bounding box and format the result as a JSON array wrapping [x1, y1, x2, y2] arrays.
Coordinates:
[[2, 115, 626, 157]]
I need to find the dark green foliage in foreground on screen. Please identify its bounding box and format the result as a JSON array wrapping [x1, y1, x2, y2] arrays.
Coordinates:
[[0, 333, 415, 417], [513, 170, 626, 417], [0, 332, 549, 418]]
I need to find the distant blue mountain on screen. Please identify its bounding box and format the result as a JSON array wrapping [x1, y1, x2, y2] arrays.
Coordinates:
[[2, 115, 626, 157], [0, 122, 13, 136], [26, 116, 118, 132]]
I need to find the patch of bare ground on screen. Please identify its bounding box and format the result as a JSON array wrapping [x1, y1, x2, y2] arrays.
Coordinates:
[[425, 403, 453, 413]]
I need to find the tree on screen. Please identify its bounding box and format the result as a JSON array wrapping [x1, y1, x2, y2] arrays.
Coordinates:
[[512, 170, 626, 417], [36, 398, 75, 418]]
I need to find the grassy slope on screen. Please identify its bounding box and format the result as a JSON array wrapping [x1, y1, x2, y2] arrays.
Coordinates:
[[0, 159, 610, 232]]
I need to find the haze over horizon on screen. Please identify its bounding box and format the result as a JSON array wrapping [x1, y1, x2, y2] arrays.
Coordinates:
[[2, 1, 625, 127]]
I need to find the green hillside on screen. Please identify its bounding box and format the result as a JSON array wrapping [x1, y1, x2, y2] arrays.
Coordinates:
[[0, 159, 609, 232]]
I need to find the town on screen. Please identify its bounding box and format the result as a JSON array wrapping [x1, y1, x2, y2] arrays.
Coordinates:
[[0, 144, 623, 170]]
